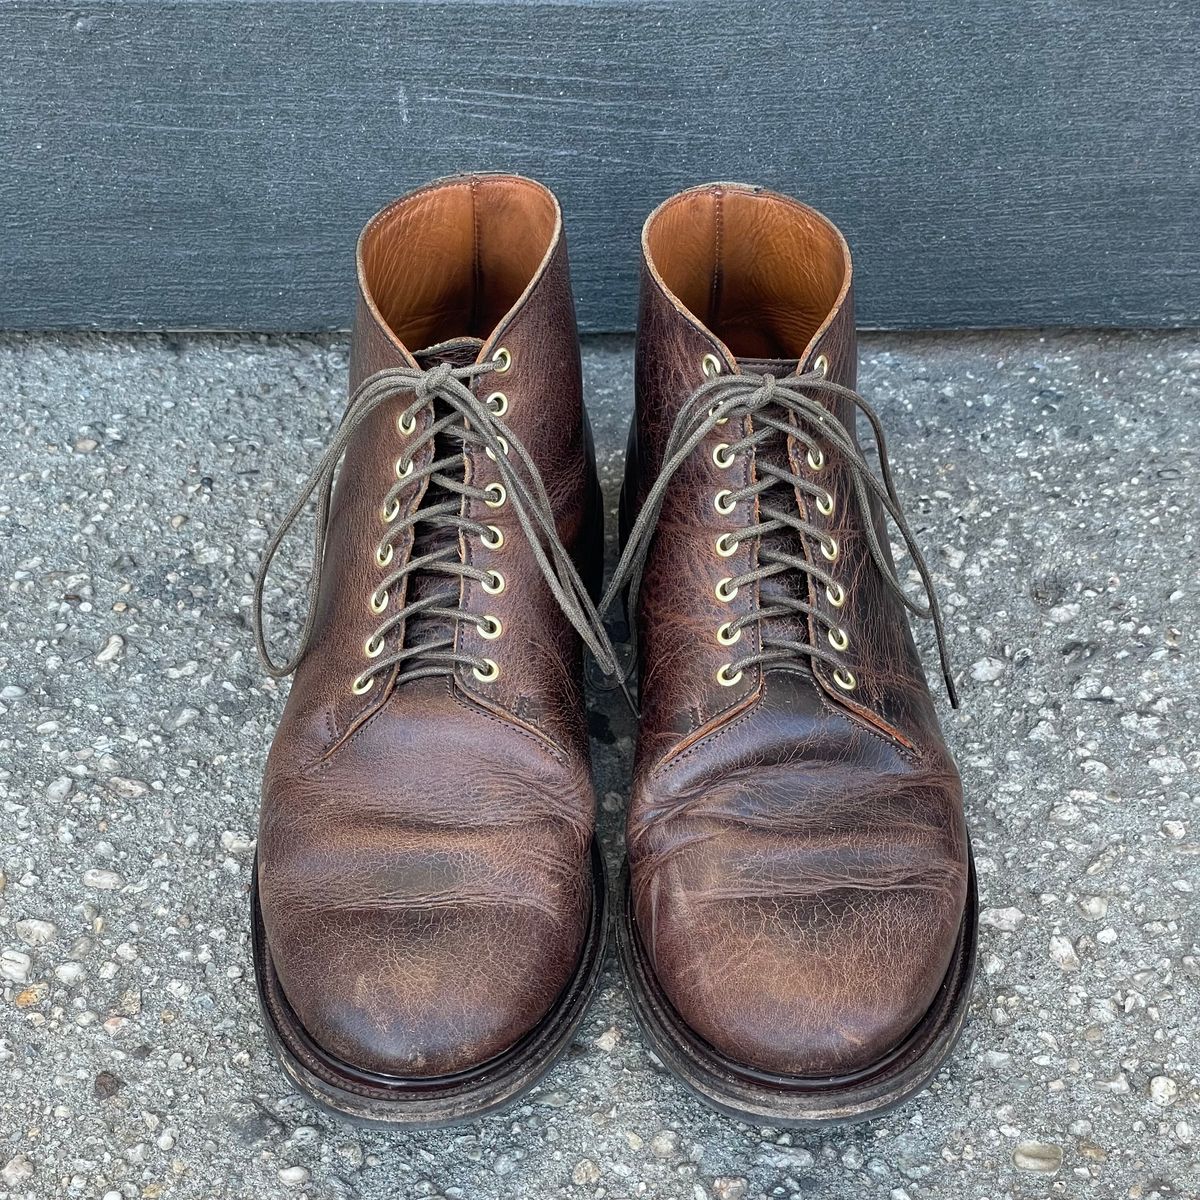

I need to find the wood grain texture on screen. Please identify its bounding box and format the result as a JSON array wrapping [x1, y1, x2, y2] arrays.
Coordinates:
[[1, 0, 1197, 332]]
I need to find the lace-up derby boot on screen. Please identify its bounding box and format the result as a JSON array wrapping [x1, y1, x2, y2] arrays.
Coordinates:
[[613, 183, 976, 1125], [251, 175, 612, 1126]]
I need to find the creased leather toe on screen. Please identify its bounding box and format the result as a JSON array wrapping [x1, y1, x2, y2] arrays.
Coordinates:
[[261, 856, 585, 1077], [642, 847, 964, 1077]]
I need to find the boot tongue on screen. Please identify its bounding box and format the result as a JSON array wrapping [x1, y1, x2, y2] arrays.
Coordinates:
[[737, 356, 817, 664], [412, 336, 485, 370], [738, 355, 800, 378], [399, 337, 486, 668]]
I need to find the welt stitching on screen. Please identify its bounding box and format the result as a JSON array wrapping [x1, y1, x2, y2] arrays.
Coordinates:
[[449, 682, 570, 768]]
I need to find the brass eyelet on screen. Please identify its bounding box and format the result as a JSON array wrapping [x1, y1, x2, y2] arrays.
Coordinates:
[[482, 570, 505, 595], [486, 391, 508, 417], [716, 663, 743, 687], [708, 403, 729, 427], [485, 483, 507, 508], [396, 457, 413, 480], [481, 524, 504, 549], [821, 536, 839, 562], [375, 543, 394, 568], [364, 634, 385, 659], [715, 577, 738, 602], [813, 353, 829, 378], [350, 673, 374, 696], [833, 667, 857, 691], [702, 353, 723, 379], [381, 498, 400, 524], [492, 347, 512, 374], [826, 581, 846, 608], [712, 443, 735, 469], [369, 589, 388, 615], [714, 490, 736, 516], [485, 436, 509, 462], [478, 615, 503, 640], [715, 532, 739, 558], [716, 621, 742, 646], [828, 626, 850, 652], [817, 490, 835, 517], [473, 658, 500, 682], [806, 446, 825, 471], [398, 413, 417, 436]]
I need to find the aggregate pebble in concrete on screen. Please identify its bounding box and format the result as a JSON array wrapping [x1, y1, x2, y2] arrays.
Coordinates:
[[0, 330, 1197, 1199]]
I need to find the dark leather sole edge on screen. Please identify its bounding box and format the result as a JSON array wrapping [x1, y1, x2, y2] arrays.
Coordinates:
[[251, 841, 609, 1128], [617, 849, 978, 1127]]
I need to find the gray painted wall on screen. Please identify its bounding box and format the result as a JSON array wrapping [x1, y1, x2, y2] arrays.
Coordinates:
[[1, 0, 1197, 332]]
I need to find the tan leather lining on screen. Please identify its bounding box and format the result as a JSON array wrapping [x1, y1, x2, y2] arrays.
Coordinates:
[[645, 184, 850, 359], [358, 177, 558, 348]]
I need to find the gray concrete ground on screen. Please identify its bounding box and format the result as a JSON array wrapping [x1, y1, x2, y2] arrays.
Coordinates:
[[0, 330, 1196, 1200]]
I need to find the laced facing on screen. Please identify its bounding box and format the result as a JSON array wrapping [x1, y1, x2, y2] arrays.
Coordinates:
[[601, 367, 959, 706], [254, 359, 621, 694]]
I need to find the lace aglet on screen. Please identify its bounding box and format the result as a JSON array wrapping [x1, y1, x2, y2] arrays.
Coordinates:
[[944, 666, 960, 710]]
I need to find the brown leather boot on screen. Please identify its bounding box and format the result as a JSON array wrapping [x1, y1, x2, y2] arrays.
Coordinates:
[[251, 175, 614, 1126], [610, 183, 976, 1125]]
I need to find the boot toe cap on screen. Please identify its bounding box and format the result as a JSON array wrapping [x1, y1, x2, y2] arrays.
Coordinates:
[[645, 876, 966, 1078], [261, 868, 587, 1078]]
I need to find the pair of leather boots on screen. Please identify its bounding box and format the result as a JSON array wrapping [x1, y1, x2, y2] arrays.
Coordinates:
[[252, 174, 976, 1128]]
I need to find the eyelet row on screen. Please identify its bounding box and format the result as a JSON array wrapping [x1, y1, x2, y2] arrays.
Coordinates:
[[474, 350, 512, 687], [707, 357, 740, 683], [806, 403, 846, 679], [807, 358, 851, 688], [471, 447, 508, 679]]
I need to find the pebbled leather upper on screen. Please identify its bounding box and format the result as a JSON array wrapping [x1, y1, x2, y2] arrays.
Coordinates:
[[624, 183, 969, 1077], [257, 176, 599, 1077]]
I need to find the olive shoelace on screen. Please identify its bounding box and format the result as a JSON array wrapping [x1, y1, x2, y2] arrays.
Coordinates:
[[254, 359, 621, 694], [601, 367, 958, 706]]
